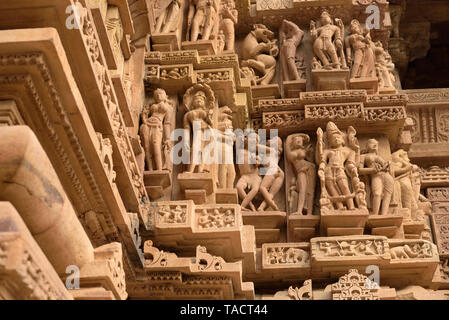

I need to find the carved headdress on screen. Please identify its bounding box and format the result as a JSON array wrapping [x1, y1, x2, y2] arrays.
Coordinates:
[[182, 83, 215, 112], [320, 11, 332, 23], [326, 121, 343, 141]]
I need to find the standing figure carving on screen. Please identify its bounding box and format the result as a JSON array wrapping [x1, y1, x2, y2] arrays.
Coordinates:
[[183, 84, 215, 173], [371, 40, 396, 89], [316, 122, 366, 210], [310, 11, 345, 70], [216, 106, 236, 189], [187, 0, 220, 41], [345, 19, 376, 79], [140, 88, 173, 171], [258, 137, 284, 212], [154, 0, 182, 34], [359, 139, 395, 215], [392, 150, 417, 212], [219, 0, 238, 51], [286, 134, 316, 215], [280, 20, 304, 81], [241, 24, 279, 85]]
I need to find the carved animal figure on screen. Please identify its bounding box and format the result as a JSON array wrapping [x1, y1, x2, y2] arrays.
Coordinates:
[[283, 248, 309, 264], [390, 245, 419, 259]]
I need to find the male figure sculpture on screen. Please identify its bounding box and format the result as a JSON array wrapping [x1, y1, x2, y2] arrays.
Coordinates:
[[140, 88, 173, 171], [286, 134, 316, 215], [359, 139, 395, 215], [280, 19, 304, 81], [187, 0, 220, 41], [310, 11, 344, 70], [316, 122, 364, 210]]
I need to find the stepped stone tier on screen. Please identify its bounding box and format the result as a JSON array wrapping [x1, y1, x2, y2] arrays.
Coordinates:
[[0, 0, 449, 300]]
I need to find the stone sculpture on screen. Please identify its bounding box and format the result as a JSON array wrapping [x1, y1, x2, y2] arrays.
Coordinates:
[[280, 19, 304, 81], [316, 122, 366, 210], [345, 19, 376, 79], [241, 24, 279, 85], [257, 136, 284, 212], [216, 106, 236, 189], [371, 40, 396, 89], [392, 149, 418, 213], [218, 0, 238, 51], [286, 133, 316, 215], [391, 149, 430, 220], [187, 0, 220, 41], [183, 84, 215, 173], [139, 88, 173, 171], [310, 11, 346, 70], [154, 0, 182, 34], [236, 132, 277, 211], [359, 139, 395, 215]]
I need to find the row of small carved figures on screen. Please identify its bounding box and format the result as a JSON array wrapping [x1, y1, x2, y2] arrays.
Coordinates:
[[266, 241, 434, 265]]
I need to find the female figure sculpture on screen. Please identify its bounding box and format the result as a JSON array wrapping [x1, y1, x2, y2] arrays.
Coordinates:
[[139, 88, 173, 171], [280, 20, 304, 81], [286, 134, 316, 215], [183, 84, 215, 173], [187, 0, 220, 41], [358, 139, 395, 215], [219, 0, 238, 51], [345, 19, 376, 79]]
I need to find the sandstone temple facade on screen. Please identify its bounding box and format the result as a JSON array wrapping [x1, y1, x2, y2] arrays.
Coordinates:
[[1, 0, 449, 300]]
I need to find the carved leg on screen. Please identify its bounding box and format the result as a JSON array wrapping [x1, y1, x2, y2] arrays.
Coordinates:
[[280, 48, 289, 81], [236, 178, 250, 209], [257, 175, 277, 211], [287, 57, 300, 80], [371, 175, 383, 215], [296, 172, 307, 214], [351, 50, 363, 78], [337, 177, 355, 210], [244, 59, 266, 75], [326, 179, 344, 209], [380, 174, 394, 215], [242, 176, 262, 211], [191, 12, 204, 41], [313, 41, 330, 68], [226, 164, 236, 189], [154, 10, 167, 34]]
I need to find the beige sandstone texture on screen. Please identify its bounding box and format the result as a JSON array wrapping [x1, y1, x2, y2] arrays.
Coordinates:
[[0, 0, 449, 301]]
